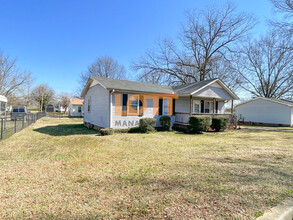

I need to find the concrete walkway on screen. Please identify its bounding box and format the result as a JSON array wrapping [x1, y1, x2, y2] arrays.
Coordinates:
[[256, 197, 293, 220]]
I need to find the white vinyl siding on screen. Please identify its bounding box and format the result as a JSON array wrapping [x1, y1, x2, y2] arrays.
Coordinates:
[[193, 82, 234, 100], [174, 96, 190, 113], [68, 104, 83, 117], [235, 99, 292, 126], [84, 84, 110, 128]]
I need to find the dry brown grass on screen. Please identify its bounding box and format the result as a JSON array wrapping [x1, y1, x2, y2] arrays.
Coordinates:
[[0, 117, 292, 219]]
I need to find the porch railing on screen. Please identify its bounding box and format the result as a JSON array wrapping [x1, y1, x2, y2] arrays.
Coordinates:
[[175, 112, 235, 124]]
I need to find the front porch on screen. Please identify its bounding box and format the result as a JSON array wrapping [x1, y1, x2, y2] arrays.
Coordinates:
[[174, 95, 235, 124]]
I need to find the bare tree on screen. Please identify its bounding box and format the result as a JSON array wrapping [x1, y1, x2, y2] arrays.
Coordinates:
[[76, 56, 127, 96], [271, 0, 293, 32], [236, 32, 293, 98], [0, 52, 32, 98], [58, 93, 70, 113], [31, 84, 55, 111], [133, 3, 255, 88]]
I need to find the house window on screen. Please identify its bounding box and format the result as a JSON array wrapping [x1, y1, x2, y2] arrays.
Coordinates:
[[131, 98, 138, 111], [163, 99, 168, 115], [121, 94, 128, 116], [204, 101, 214, 113], [193, 101, 200, 113], [126, 95, 143, 115], [78, 106, 82, 113], [88, 97, 91, 112]]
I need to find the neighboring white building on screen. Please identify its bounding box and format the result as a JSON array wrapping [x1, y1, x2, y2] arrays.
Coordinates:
[[68, 99, 84, 117], [81, 76, 238, 129], [235, 97, 293, 126], [55, 105, 67, 113], [0, 95, 7, 116]]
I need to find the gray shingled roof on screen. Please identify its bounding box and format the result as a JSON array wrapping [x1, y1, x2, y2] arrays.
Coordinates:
[[92, 76, 174, 94], [89, 76, 238, 99], [172, 79, 217, 95]]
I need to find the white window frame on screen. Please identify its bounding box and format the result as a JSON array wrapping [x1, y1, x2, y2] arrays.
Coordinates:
[[127, 94, 140, 115], [204, 101, 214, 114], [193, 100, 200, 113], [162, 98, 168, 115]]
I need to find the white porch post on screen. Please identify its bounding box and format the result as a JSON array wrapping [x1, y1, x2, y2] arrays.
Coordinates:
[[213, 98, 216, 114], [231, 100, 234, 114], [190, 95, 192, 116]]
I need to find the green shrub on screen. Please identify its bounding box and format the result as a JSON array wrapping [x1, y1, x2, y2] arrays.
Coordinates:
[[114, 128, 130, 133], [211, 116, 230, 132], [189, 116, 212, 133], [159, 116, 172, 131], [100, 128, 114, 136], [139, 118, 156, 133], [128, 126, 142, 133]]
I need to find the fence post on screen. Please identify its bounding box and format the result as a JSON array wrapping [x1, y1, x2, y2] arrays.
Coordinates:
[[4, 117, 6, 131], [22, 115, 25, 129], [1, 118, 3, 140], [14, 118, 17, 133]]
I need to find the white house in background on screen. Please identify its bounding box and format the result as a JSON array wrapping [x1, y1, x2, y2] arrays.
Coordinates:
[[235, 97, 293, 127], [55, 105, 67, 113], [0, 95, 7, 116], [68, 99, 84, 117], [81, 76, 238, 129]]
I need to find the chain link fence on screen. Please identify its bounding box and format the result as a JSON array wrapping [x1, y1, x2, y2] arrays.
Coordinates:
[[0, 112, 46, 140]]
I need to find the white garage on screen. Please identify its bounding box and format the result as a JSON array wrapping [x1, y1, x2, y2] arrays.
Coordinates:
[[235, 97, 293, 127]]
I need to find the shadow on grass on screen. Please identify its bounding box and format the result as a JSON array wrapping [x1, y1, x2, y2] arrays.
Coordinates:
[[33, 124, 100, 136]]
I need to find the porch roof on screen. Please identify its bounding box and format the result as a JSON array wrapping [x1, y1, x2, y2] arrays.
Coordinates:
[[172, 79, 216, 95], [172, 79, 238, 99]]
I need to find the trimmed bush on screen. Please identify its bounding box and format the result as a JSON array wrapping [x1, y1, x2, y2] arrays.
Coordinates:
[[211, 116, 230, 132], [100, 128, 114, 136], [139, 118, 156, 133], [189, 116, 212, 133], [159, 116, 172, 131], [128, 126, 142, 133]]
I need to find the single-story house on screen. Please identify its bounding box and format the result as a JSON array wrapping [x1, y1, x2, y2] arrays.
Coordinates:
[[55, 105, 67, 113], [81, 76, 238, 129], [0, 95, 7, 116], [68, 99, 84, 117], [235, 97, 293, 127]]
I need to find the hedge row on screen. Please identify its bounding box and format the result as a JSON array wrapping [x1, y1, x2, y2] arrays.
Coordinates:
[[189, 116, 230, 133], [100, 116, 229, 135]]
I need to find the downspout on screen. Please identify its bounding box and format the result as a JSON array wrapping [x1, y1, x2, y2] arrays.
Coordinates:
[[109, 89, 115, 128]]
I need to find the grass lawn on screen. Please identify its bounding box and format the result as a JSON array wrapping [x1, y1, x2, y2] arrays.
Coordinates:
[[0, 117, 292, 219]]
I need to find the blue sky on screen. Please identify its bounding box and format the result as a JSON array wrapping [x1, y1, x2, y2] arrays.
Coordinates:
[[0, 0, 275, 95]]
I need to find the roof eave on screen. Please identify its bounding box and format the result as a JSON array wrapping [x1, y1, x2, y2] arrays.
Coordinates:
[[109, 88, 174, 95]]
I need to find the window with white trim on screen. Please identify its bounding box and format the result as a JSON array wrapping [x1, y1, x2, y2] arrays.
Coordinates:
[[163, 99, 168, 115], [204, 101, 214, 113], [193, 100, 200, 113]]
